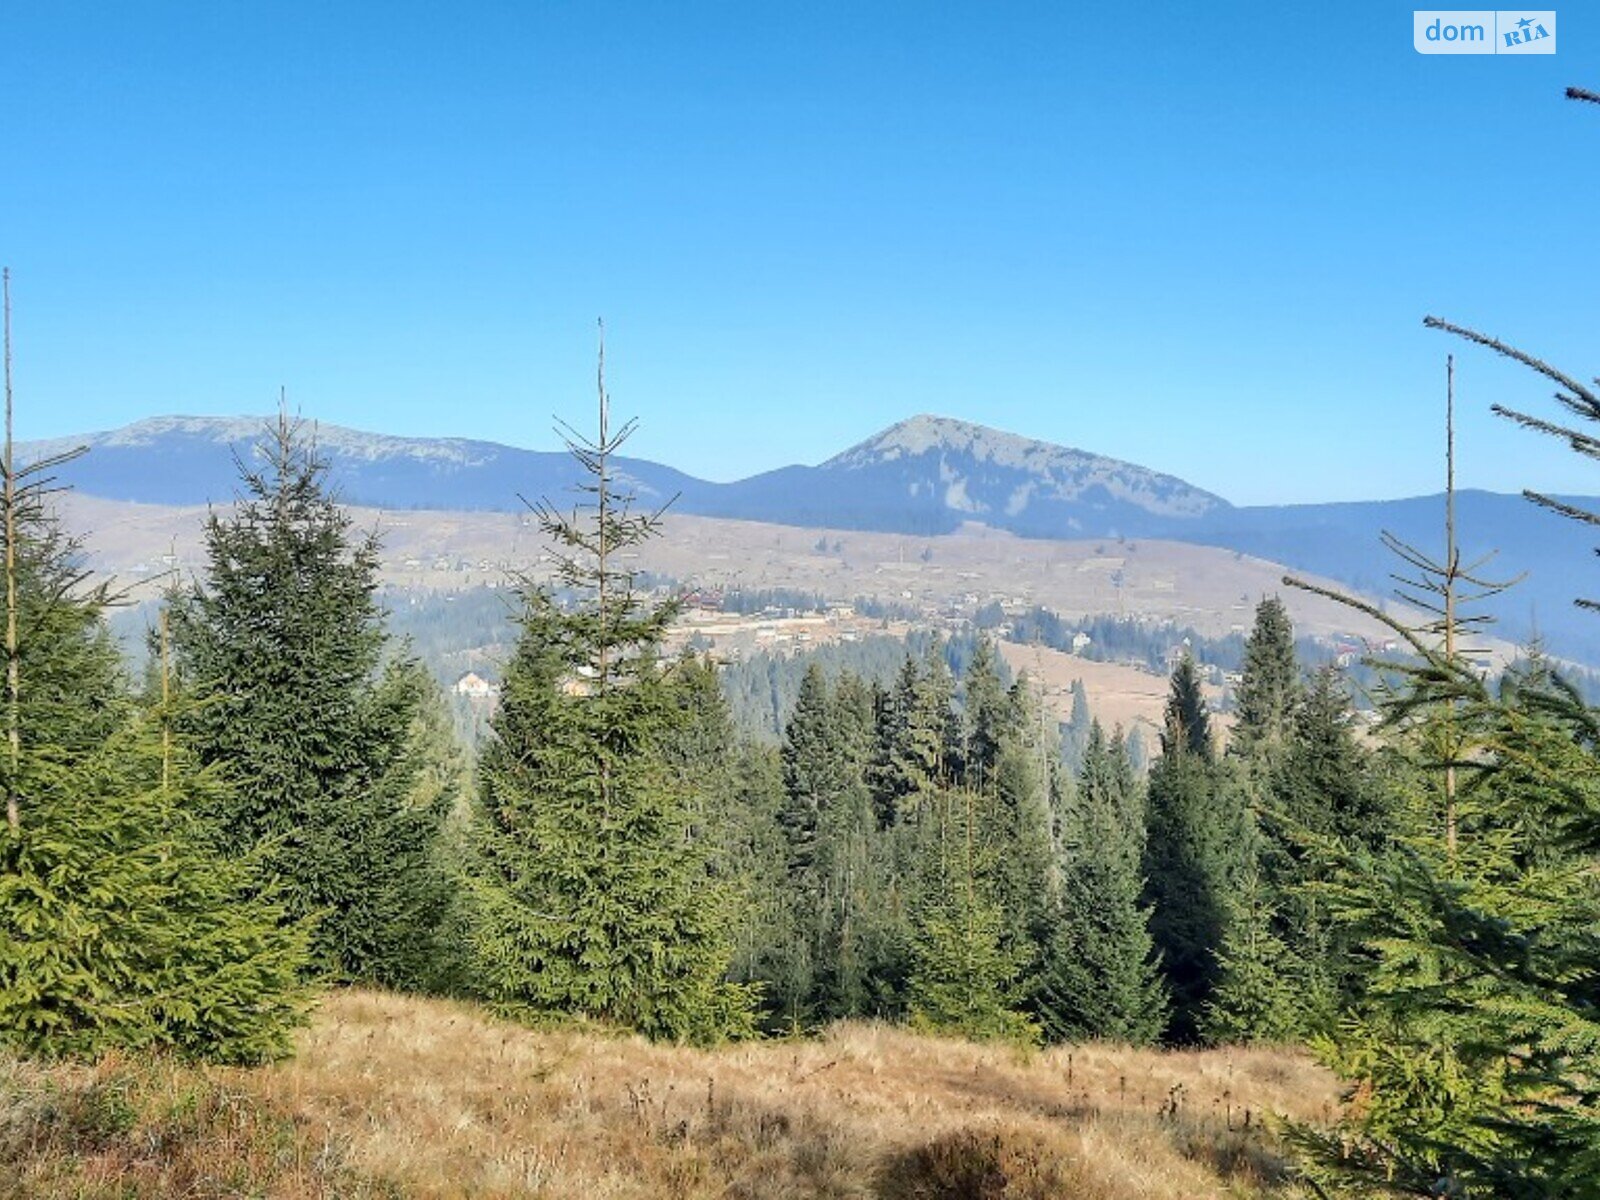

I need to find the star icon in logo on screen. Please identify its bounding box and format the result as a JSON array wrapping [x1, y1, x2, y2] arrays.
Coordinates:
[[1517, 16, 1533, 29]]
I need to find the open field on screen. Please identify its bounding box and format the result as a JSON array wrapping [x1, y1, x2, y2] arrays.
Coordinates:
[[2, 990, 1338, 1199], [60, 494, 1501, 659], [998, 641, 1228, 746]]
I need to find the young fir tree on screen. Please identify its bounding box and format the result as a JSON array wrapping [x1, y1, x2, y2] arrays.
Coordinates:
[[1293, 657, 1600, 1196], [166, 410, 455, 987], [1289, 277, 1600, 1195], [1036, 722, 1166, 1044], [471, 334, 753, 1042], [1200, 859, 1304, 1045], [905, 784, 1035, 1042], [0, 271, 309, 1062], [1292, 299, 1600, 1196]]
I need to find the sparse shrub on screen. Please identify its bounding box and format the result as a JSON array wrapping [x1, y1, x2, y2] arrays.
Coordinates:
[[878, 1127, 1073, 1200]]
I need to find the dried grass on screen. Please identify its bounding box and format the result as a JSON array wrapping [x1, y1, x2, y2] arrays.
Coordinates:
[[2, 989, 1340, 1198]]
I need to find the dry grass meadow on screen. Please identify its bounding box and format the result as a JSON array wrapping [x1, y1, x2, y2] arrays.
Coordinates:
[[1, 989, 1341, 1199]]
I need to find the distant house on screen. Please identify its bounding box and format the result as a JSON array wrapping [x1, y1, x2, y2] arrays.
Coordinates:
[[558, 664, 599, 697], [454, 672, 498, 699]]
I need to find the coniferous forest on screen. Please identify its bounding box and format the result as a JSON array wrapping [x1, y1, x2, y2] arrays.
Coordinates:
[[5, 97, 1600, 1200]]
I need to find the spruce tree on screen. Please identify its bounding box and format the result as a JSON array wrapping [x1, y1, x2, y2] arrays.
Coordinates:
[[871, 649, 954, 824], [1276, 666, 1381, 847], [905, 785, 1034, 1042], [1144, 652, 1252, 1043], [787, 664, 903, 1023], [1036, 722, 1166, 1044], [714, 741, 795, 1013], [1200, 860, 1304, 1044], [471, 337, 753, 1042], [1163, 650, 1213, 758], [960, 636, 1009, 790], [166, 411, 454, 986], [0, 704, 312, 1063], [780, 663, 843, 879], [0, 271, 309, 1061], [1061, 677, 1094, 771], [986, 678, 1057, 959], [1290, 266, 1600, 1194], [663, 654, 794, 1023], [775, 663, 855, 1021], [1261, 664, 1382, 1020], [1294, 659, 1600, 1196], [1230, 596, 1300, 766]]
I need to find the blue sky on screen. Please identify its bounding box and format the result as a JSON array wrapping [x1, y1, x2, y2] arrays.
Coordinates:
[[2, 2, 1593, 504]]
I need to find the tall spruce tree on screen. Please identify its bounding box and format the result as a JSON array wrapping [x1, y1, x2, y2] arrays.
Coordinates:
[[471, 335, 753, 1042], [776, 663, 851, 1021], [663, 653, 795, 1023], [780, 663, 844, 879], [986, 678, 1058, 959], [166, 411, 454, 986], [1231, 597, 1299, 764], [713, 740, 795, 1015], [1163, 650, 1213, 758], [871, 649, 954, 824], [960, 637, 1010, 790], [1143, 651, 1253, 1043], [1260, 664, 1383, 1021], [1036, 722, 1166, 1044]]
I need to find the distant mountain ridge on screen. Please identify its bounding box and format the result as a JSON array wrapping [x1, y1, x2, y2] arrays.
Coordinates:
[[23, 412, 1226, 536], [824, 415, 1225, 521], [23, 412, 1600, 662]]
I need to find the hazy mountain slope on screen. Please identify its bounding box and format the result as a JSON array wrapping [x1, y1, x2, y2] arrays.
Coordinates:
[[25, 413, 1223, 538], [24, 415, 701, 511], [1189, 491, 1600, 662], [708, 415, 1229, 536], [25, 411, 1600, 661]]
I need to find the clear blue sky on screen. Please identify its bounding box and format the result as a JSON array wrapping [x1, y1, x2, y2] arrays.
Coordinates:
[[2, 2, 1593, 505]]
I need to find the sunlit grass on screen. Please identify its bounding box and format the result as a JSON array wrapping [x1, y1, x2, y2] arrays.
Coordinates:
[[2, 989, 1339, 1198]]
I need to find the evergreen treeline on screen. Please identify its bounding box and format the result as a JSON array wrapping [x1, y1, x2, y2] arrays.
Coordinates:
[[976, 603, 1245, 673], [0, 393, 1412, 1058], [720, 628, 1004, 743]]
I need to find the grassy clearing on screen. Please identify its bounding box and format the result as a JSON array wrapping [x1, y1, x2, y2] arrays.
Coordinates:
[[2, 990, 1339, 1198]]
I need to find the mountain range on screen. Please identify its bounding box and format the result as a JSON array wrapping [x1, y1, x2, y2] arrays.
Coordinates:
[[24, 412, 1600, 663]]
